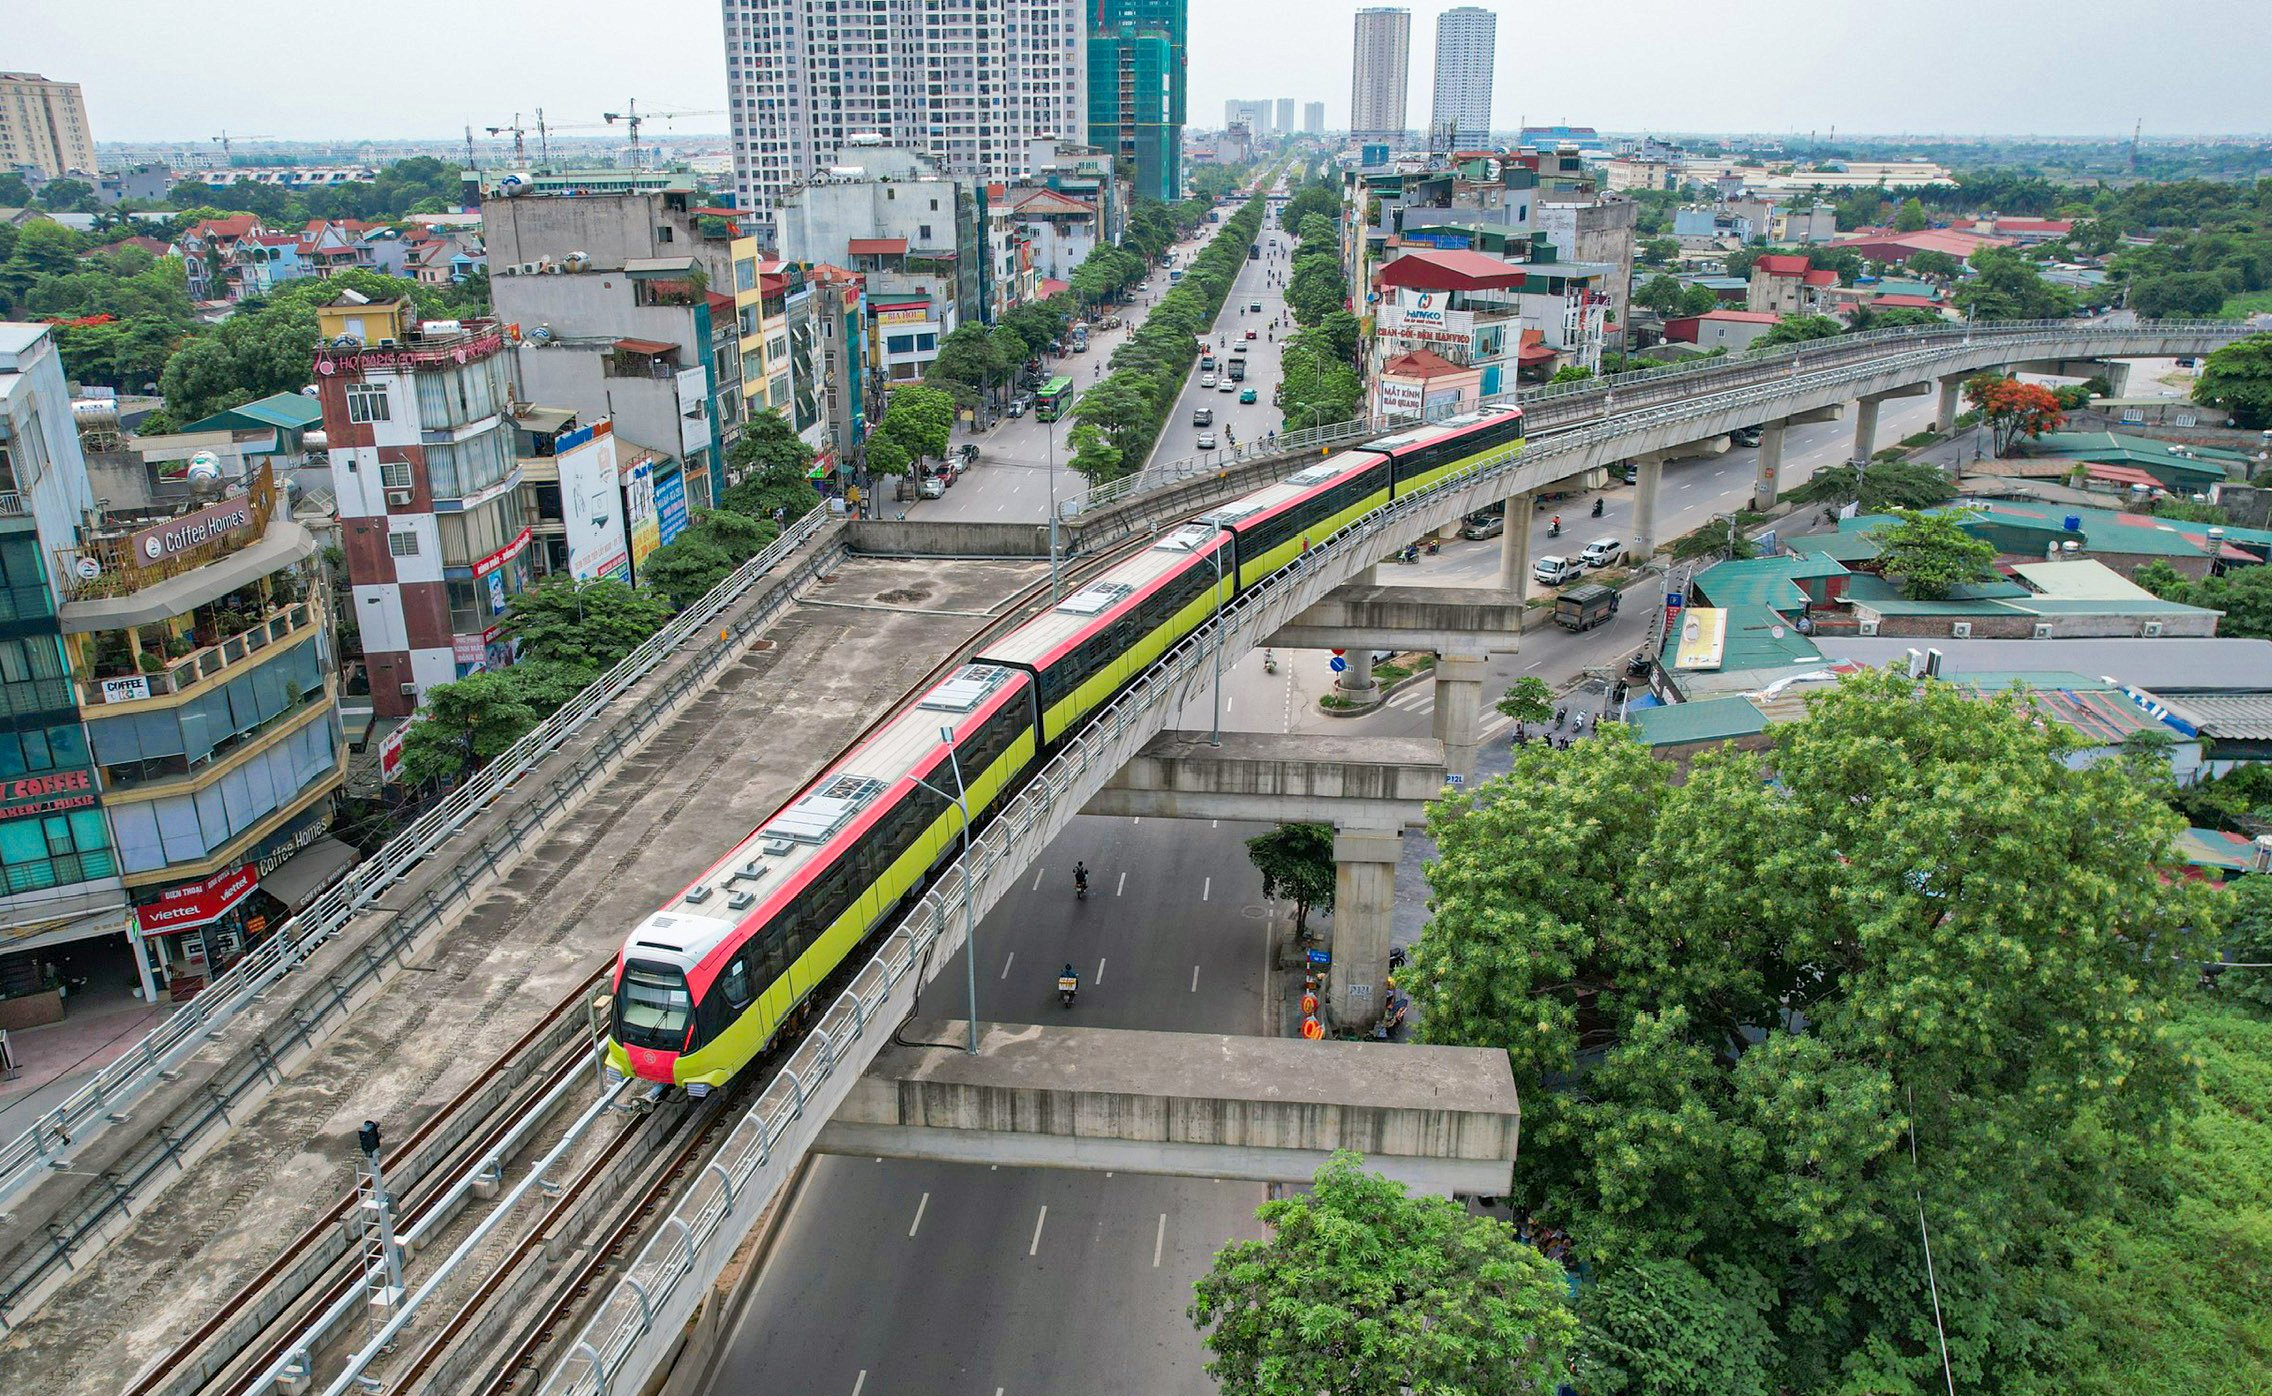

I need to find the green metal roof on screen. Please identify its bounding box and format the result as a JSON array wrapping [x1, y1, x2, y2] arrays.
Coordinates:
[[1692, 552, 1850, 612], [1628, 695, 1769, 746], [2022, 431, 2243, 478], [182, 392, 323, 434], [1806, 533, 1883, 563], [1658, 602, 1827, 670]]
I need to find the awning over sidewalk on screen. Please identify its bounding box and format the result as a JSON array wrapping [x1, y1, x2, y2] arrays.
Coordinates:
[[260, 838, 360, 911]]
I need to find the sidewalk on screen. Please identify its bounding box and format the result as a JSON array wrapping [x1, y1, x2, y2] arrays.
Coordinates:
[[0, 995, 165, 1138]]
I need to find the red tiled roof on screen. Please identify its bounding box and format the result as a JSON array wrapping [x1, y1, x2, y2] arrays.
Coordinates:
[[613, 337, 678, 356], [1754, 254, 1810, 276], [1040, 278, 1071, 297], [1870, 294, 1943, 310], [1836, 229, 2009, 260], [1802, 268, 1838, 287], [2083, 463, 2161, 488], [1516, 343, 1559, 363], [1701, 310, 1783, 324], [848, 236, 908, 256], [706, 290, 735, 313], [1375, 247, 1527, 292], [1379, 348, 1464, 376], [189, 215, 260, 240], [1994, 217, 2072, 233], [1010, 188, 1096, 217]]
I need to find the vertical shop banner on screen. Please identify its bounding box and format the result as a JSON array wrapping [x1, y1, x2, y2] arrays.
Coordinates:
[[622, 454, 661, 577], [655, 469, 689, 550], [554, 421, 630, 582]]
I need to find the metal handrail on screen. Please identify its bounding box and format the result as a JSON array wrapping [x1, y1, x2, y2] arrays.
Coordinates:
[[0, 505, 838, 1214]]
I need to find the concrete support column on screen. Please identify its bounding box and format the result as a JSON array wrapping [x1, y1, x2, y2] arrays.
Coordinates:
[[1431, 653, 1488, 780], [1498, 491, 1533, 595], [1934, 374, 1966, 433], [1751, 419, 1788, 513], [1336, 647, 1378, 703], [1629, 455, 1665, 563], [1329, 826, 1400, 1028], [1851, 394, 1882, 466]]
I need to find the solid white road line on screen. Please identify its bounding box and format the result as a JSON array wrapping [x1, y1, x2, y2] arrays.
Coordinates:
[[1031, 867, 1044, 891], [1116, 870, 1127, 897], [1154, 1213, 1168, 1267], [999, 951, 1015, 980], [852, 1372, 867, 1396], [1202, 876, 1212, 900], [1029, 1205, 1048, 1256], [909, 1191, 930, 1237]]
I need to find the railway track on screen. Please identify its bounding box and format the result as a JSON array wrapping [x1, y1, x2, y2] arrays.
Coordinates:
[[131, 546, 1108, 1396]]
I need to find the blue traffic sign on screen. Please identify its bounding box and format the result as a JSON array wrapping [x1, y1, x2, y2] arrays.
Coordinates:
[[1328, 656, 1348, 673], [1665, 594, 1686, 610], [1305, 948, 1332, 966]]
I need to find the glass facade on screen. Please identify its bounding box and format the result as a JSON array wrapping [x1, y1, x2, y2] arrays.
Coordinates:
[[0, 530, 115, 899], [86, 635, 329, 788]]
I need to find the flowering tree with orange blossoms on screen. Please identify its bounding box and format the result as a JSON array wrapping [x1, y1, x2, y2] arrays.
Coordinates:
[[1963, 373, 2066, 456]]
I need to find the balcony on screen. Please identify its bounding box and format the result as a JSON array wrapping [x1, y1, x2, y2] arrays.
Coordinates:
[[313, 320, 505, 375], [79, 601, 320, 709], [0, 492, 25, 518], [54, 468, 285, 604]]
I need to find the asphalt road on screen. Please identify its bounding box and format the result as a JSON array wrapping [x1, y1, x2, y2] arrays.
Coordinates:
[[706, 812, 1281, 1396]]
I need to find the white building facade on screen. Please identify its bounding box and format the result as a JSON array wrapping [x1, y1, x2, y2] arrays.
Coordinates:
[[1349, 8, 1411, 147], [1428, 7, 1495, 146], [721, 0, 1086, 240]]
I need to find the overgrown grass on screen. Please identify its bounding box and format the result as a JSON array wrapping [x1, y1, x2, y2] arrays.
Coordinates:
[[2218, 289, 2272, 320]]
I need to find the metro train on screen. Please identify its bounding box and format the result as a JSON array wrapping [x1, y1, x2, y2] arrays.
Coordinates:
[[604, 404, 1526, 1092]]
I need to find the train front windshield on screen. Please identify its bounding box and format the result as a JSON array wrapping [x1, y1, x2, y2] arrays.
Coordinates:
[[616, 961, 694, 1050]]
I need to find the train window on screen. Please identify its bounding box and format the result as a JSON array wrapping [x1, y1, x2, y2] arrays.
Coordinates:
[[721, 958, 753, 1010], [617, 961, 694, 1050]]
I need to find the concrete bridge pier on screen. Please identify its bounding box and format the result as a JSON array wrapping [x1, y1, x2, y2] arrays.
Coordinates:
[[1750, 404, 1843, 511], [1431, 653, 1488, 779], [1629, 453, 1666, 562], [1337, 647, 1379, 706], [1851, 382, 1931, 464], [1330, 825, 1402, 1029], [1498, 490, 1533, 593], [1934, 372, 1969, 433]]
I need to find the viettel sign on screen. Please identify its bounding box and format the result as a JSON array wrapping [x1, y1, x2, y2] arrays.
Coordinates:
[[130, 495, 259, 568], [136, 862, 258, 933]]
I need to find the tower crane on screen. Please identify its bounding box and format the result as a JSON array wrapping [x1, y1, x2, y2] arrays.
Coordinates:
[[486, 114, 531, 167], [599, 101, 729, 170]]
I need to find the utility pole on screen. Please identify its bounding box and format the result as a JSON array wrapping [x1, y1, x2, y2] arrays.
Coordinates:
[[463, 125, 477, 170]]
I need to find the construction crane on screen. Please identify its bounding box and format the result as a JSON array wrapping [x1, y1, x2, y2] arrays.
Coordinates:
[[209, 131, 277, 168], [486, 114, 531, 167], [600, 101, 728, 170]]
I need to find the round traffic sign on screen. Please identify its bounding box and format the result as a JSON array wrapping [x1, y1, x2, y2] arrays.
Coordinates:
[[1328, 656, 1347, 673]]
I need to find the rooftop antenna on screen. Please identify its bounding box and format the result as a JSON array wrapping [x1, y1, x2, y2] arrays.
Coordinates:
[[463, 124, 476, 170], [2130, 118, 2142, 172]]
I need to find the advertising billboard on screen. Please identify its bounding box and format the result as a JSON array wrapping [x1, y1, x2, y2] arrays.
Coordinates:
[[623, 453, 661, 577], [555, 421, 630, 582], [655, 469, 689, 550]]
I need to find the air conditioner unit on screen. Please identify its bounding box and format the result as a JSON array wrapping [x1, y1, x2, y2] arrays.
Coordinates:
[[385, 487, 414, 507], [2033, 622, 2054, 639], [1951, 621, 1973, 639], [1858, 619, 1879, 636], [2144, 621, 2165, 638], [398, 682, 418, 697]]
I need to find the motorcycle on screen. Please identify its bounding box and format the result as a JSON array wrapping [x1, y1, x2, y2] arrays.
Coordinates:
[[1591, 498, 1605, 517], [1396, 545, 1420, 564], [1058, 975, 1079, 1008], [1424, 537, 1440, 556], [1547, 522, 1562, 538], [1263, 649, 1278, 674]]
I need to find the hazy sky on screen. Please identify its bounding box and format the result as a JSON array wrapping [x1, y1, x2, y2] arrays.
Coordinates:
[[15, 0, 2270, 144]]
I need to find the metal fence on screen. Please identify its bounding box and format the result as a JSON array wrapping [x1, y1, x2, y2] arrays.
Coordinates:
[[0, 506, 842, 1232]]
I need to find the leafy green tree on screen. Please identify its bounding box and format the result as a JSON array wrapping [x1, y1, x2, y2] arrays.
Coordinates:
[[1669, 516, 1756, 561], [1868, 507, 1999, 598], [1638, 236, 1682, 266], [1243, 822, 1335, 933], [1789, 459, 1956, 513], [1065, 422, 1122, 484], [861, 433, 912, 483], [396, 670, 544, 786], [1845, 304, 1947, 333], [1675, 283, 1721, 317], [1636, 273, 1685, 316], [1750, 314, 1845, 349], [1548, 364, 1594, 383], [1954, 245, 2077, 321], [1907, 249, 1965, 281], [930, 321, 1004, 396], [634, 509, 778, 609], [2194, 333, 2272, 427], [1722, 247, 1761, 281], [1190, 1151, 1577, 1396], [719, 413, 823, 519], [2134, 558, 2272, 639], [0, 173, 32, 207], [1415, 674, 2212, 1392], [875, 383, 954, 466], [988, 323, 1029, 387], [1495, 676, 1554, 726], [1893, 196, 1930, 232], [2129, 271, 2229, 319], [1576, 1258, 1780, 1396], [502, 576, 672, 670]]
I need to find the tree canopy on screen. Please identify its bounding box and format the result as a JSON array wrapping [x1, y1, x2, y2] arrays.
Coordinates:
[[1953, 246, 2076, 322], [1964, 372, 2067, 455], [2194, 333, 2272, 427], [1868, 506, 2001, 598], [1413, 671, 2213, 1393], [1190, 1152, 1577, 1396], [1788, 458, 1958, 513], [1243, 822, 1335, 933], [501, 576, 672, 671]]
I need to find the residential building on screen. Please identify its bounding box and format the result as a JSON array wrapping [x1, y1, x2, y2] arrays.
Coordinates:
[[800, 263, 871, 496], [1662, 307, 1783, 352], [485, 187, 730, 512], [0, 323, 350, 1009], [720, 0, 1087, 240], [311, 297, 534, 717], [1428, 7, 1495, 147], [173, 215, 268, 302], [1371, 245, 1613, 390], [983, 195, 1042, 321], [1517, 124, 1601, 149], [1304, 102, 1326, 135], [0, 73, 96, 179], [1534, 193, 1637, 346], [1747, 253, 1838, 316], [1000, 184, 1108, 283], [93, 164, 175, 206], [1372, 347, 1483, 420], [1772, 205, 1839, 244], [1350, 8, 1412, 147], [1214, 123, 1254, 167], [773, 144, 985, 383], [1605, 157, 1675, 193], [1087, 0, 1185, 203]]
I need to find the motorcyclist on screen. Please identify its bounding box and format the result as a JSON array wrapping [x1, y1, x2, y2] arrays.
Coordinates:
[[1073, 861, 1089, 896], [1591, 497, 1605, 517]]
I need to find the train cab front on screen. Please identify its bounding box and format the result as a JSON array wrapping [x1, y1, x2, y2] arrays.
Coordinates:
[[605, 955, 731, 1097]]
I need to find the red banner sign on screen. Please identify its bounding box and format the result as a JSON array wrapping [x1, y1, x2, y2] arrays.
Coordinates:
[[137, 863, 258, 934]]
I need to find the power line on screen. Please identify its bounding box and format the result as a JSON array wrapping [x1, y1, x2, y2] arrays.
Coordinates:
[[1907, 1086, 1959, 1396]]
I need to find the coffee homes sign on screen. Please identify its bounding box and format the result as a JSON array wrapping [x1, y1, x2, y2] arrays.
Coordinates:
[[129, 495, 261, 568]]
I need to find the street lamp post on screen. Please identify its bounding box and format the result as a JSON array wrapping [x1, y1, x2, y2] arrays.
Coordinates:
[[1208, 540, 1225, 746], [1044, 416, 1062, 601], [908, 725, 980, 1054]]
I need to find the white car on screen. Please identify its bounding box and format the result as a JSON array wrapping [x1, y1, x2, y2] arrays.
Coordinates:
[[917, 474, 946, 500], [1532, 556, 1583, 587], [1200, 372, 1218, 388]]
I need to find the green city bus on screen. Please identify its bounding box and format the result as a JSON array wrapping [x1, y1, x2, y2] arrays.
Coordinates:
[[1034, 375, 1076, 422]]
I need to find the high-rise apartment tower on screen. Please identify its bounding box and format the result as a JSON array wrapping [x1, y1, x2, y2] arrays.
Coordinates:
[[1349, 8, 1411, 147], [0, 73, 95, 178], [1429, 7, 1496, 146], [1087, 0, 1186, 202]]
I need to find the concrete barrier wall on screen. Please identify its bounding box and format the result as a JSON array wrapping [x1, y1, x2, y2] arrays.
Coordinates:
[[846, 519, 1056, 557]]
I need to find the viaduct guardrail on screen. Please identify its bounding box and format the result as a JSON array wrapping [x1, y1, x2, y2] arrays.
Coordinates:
[[539, 316, 2253, 1396], [0, 507, 844, 1236]]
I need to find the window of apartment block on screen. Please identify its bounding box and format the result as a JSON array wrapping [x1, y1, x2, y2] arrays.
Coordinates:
[[388, 530, 420, 557], [436, 491, 528, 568], [423, 424, 513, 501], [346, 382, 390, 424], [379, 460, 413, 490], [0, 808, 115, 894]]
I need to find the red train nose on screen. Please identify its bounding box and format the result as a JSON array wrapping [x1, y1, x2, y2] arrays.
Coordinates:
[[625, 1044, 679, 1083]]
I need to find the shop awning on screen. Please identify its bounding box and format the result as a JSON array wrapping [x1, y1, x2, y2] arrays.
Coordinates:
[[260, 837, 360, 911]]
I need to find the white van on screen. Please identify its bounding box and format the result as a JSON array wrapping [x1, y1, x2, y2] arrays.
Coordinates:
[[1580, 538, 1622, 569], [1533, 556, 1583, 587]]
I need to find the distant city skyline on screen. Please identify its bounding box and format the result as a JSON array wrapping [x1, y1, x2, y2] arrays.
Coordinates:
[[11, 0, 2272, 143]]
